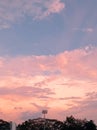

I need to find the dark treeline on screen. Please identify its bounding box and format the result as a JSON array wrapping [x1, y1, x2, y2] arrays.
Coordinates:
[[0, 119, 10, 130], [0, 116, 97, 130]]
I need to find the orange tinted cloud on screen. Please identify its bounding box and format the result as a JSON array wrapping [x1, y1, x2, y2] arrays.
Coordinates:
[[0, 46, 97, 123]]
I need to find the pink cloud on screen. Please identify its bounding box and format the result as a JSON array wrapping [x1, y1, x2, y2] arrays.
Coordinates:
[[42, 0, 65, 18], [0, 46, 96, 92], [49, 0, 65, 13], [0, 0, 65, 29], [0, 46, 97, 123], [0, 46, 97, 88], [62, 95, 97, 123], [0, 86, 55, 100]]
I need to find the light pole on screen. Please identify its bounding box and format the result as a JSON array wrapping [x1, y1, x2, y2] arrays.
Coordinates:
[[42, 110, 48, 130], [10, 122, 16, 130]]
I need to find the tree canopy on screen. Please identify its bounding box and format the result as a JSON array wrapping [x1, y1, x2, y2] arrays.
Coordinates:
[[0, 116, 97, 130], [17, 116, 97, 130]]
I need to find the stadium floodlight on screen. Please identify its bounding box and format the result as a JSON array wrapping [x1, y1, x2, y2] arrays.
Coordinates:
[[42, 110, 48, 119], [42, 110, 48, 130]]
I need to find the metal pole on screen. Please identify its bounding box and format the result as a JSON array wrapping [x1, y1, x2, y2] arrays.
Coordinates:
[[42, 110, 48, 130], [44, 115, 45, 130]]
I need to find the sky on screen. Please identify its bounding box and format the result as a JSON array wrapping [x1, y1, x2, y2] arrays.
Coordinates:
[[0, 0, 97, 124]]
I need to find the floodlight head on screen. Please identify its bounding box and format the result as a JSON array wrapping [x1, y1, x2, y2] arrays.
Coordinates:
[[42, 110, 48, 114]]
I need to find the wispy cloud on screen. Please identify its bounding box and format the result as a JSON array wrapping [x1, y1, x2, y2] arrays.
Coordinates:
[[20, 111, 42, 121], [0, 86, 54, 98], [14, 107, 23, 110], [73, 27, 94, 33], [0, 0, 65, 29], [61, 93, 97, 122], [58, 96, 81, 101]]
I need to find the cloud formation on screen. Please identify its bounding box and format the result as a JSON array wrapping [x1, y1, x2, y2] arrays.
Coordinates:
[[0, 86, 54, 97], [0, 46, 97, 122], [20, 111, 42, 121], [60, 92, 97, 122], [0, 45, 97, 82], [0, 0, 65, 29]]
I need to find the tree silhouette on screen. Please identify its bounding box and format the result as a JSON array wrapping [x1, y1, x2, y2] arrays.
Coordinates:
[[84, 120, 96, 130], [62, 116, 96, 130], [0, 119, 10, 130], [0, 116, 95, 130]]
